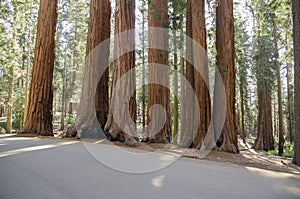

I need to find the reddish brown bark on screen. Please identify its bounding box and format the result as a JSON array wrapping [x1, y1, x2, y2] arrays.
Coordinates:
[[293, 0, 300, 166], [147, 0, 172, 143], [87, 0, 111, 129], [191, 0, 211, 148], [105, 0, 138, 146], [22, 0, 58, 136], [215, 0, 238, 153]]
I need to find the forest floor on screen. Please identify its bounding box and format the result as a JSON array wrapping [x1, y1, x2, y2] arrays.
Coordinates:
[[11, 133, 300, 175], [112, 139, 300, 175]]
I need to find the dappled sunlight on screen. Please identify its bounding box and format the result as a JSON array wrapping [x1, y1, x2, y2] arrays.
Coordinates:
[[151, 175, 165, 188], [1, 137, 37, 141], [160, 153, 176, 162], [245, 167, 300, 180], [0, 141, 79, 158], [0, 134, 17, 138], [279, 185, 300, 197]]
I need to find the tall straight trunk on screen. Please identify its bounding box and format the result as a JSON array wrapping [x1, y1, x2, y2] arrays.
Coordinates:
[[147, 0, 171, 143], [181, 0, 211, 148], [87, 0, 111, 130], [141, 3, 146, 129], [173, 32, 179, 140], [6, 56, 14, 133], [60, 58, 67, 130], [68, 0, 111, 138], [287, 62, 293, 141], [239, 79, 246, 143], [105, 0, 138, 146], [264, 85, 274, 151], [215, 0, 238, 152], [293, 0, 300, 166], [69, 23, 78, 116], [286, 37, 293, 143], [181, 0, 195, 147], [192, 0, 211, 149], [6, 5, 18, 133], [180, 47, 185, 143], [22, 0, 58, 135], [253, 43, 274, 151], [253, 68, 264, 150], [273, 20, 284, 156], [273, 99, 277, 137], [24, 31, 31, 126]]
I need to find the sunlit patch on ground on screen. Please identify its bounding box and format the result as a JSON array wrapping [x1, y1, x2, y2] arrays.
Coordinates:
[[0, 141, 79, 158]]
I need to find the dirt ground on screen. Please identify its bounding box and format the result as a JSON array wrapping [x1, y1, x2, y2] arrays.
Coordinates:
[[12, 133, 300, 175], [104, 139, 300, 175]]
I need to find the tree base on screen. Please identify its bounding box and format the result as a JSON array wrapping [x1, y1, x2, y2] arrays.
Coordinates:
[[105, 128, 140, 147], [63, 124, 77, 137], [218, 143, 238, 153]]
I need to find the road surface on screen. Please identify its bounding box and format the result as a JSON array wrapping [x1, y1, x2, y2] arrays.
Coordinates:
[[0, 134, 299, 199]]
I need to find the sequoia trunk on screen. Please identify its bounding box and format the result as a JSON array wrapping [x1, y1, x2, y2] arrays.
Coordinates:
[[22, 0, 58, 135], [215, 0, 238, 153], [105, 0, 138, 146], [293, 0, 300, 166], [147, 0, 171, 143]]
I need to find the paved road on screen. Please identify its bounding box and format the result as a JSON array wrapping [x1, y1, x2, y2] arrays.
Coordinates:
[[0, 134, 300, 199]]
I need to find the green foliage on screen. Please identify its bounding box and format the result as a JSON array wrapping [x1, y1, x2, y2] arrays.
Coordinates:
[[264, 143, 294, 158], [67, 114, 75, 125], [0, 117, 21, 131], [0, 0, 38, 130], [54, 0, 89, 126]]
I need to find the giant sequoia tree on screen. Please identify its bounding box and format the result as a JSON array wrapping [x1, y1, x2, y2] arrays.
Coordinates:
[[64, 0, 110, 137], [147, 0, 172, 143], [105, 0, 138, 146], [184, 0, 211, 148], [87, 0, 111, 129], [214, 0, 238, 152], [252, 1, 274, 151], [22, 0, 58, 135], [293, 0, 300, 166]]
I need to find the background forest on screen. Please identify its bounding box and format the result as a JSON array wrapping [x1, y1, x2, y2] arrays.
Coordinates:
[[0, 0, 299, 166]]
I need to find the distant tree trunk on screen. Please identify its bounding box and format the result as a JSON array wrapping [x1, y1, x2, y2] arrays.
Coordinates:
[[239, 79, 246, 143], [141, 0, 147, 131], [273, 20, 284, 156], [253, 75, 264, 150], [105, 0, 138, 146], [6, 65, 14, 133], [68, 22, 78, 117], [0, 106, 3, 117], [252, 16, 274, 151], [180, 47, 185, 143], [22, 0, 58, 136], [173, 31, 179, 140], [147, 0, 171, 143], [215, 0, 238, 153], [6, 40, 14, 133], [293, 0, 300, 166], [23, 31, 31, 126], [253, 48, 274, 151], [60, 58, 67, 130], [286, 38, 293, 143], [6, 5, 18, 134], [273, 99, 277, 137], [264, 86, 274, 151]]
